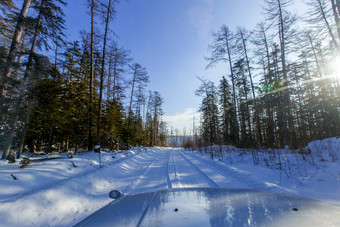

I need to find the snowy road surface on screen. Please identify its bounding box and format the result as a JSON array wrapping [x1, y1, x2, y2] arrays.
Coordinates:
[[126, 148, 246, 194], [0, 147, 339, 226]]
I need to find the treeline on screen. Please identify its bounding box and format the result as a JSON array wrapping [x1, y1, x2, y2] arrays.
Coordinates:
[[0, 0, 166, 159], [195, 0, 340, 149]]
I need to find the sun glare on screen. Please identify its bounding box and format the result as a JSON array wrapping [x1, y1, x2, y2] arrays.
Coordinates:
[[328, 55, 340, 79]]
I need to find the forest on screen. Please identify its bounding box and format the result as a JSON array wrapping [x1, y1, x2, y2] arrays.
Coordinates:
[[194, 0, 340, 149], [1, 0, 340, 161], [1, 1, 340, 225], [0, 0, 167, 160]]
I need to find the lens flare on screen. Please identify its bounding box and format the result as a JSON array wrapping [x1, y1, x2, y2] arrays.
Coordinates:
[[328, 55, 340, 79]]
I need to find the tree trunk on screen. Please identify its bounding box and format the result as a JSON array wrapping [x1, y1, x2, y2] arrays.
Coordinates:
[[317, 0, 338, 48], [54, 40, 58, 70], [1, 115, 19, 159], [293, 66, 307, 145], [1, 0, 31, 105], [308, 33, 323, 77], [331, 0, 340, 46], [24, 0, 44, 77], [278, 1, 290, 146], [224, 27, 239, 145], [262, 24, 275, 146], [241, 33, 260, 144], [3, 0, 44, 160], [17, 110, 31, 159], [88, 0, 95, 151], [336, 0, 340, 16], [129, 68, 137, 116], [107, 52, 113, 101], [113, 48, 118, 100], [97, 0, 112, 145]]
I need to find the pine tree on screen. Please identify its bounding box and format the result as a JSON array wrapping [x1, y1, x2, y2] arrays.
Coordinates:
[[234, 58, 253, 146], [196, 78, 219, 146], [218, 76, 234, 144], [1, 0, 31, 107], [1, 0, 67, 159], [0, 0, 16, 40]]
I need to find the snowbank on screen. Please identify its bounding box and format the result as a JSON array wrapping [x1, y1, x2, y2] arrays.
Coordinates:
[[0, 138, 339, 226], [0, 149, 143, 227], [191, 137, 340, 206]]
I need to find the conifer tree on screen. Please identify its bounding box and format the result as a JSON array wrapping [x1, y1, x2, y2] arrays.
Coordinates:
[[218, 76, 234, 144], [1, 0, 31, 107]]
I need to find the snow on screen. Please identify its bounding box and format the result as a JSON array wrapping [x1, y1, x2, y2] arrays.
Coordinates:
[[0, 138, 339, 226]]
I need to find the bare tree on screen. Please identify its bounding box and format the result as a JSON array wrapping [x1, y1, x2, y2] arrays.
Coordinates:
[[96, 0, 119, 145], [252, 22, 275, 146], [235, 27, 262, 144], [330, 0, 340, 44], [306, 0, 339, 49], [207, 25, 239, 145], [264, 0, 298, 147], [128, 63, 149, 117], [106, 42, 130, 101], [88, 0, 98, 151]]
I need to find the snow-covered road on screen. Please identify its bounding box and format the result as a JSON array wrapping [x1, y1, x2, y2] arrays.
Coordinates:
[[0, 148, 249, 226], [0, 146, 339, 226], [1, 148, 243, 227], [127, 148, 228, 194]]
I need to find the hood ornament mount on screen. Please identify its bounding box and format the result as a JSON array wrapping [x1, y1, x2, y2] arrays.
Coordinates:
[[109, 190, 122, 199]]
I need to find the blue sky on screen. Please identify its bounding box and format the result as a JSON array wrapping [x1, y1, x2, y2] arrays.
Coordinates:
[[64, 0, 303, 132]]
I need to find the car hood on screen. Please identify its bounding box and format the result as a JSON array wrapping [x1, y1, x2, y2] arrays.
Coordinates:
[[75, 188, 340, 227]]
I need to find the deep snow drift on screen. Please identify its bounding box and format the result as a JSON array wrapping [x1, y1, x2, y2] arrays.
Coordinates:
[[0, 138, 339, 226]]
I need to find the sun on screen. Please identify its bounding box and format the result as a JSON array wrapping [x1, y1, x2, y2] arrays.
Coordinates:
[[328, 55, 340, 79]]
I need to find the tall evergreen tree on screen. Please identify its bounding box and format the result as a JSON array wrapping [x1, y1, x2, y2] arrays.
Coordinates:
[[1, 0, 31, 106], [218, 76, 234, 144], [196, 78, 219, 146]]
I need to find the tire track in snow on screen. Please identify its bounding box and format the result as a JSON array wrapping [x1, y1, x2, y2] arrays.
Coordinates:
[[183, 150, 256, 189], [177, 149, 220, 188], [124, 151, 163, 194], [126, 149, 174, 194], [165, 150, 172, 188], [185, 150, 290, 193], [167, 149, 183, 188], [215, 158, 286, 192]]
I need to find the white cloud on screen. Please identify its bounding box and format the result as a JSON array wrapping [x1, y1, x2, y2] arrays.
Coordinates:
[[163, 108, 200, 133], [188, 0, 214, 40]]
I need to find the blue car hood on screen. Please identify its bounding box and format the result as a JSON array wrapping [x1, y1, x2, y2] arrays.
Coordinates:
[[75, 188, 340, 227]]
